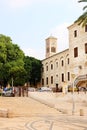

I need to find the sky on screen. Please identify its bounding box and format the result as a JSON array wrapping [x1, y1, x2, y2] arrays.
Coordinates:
[[0, 0, 85, 60]]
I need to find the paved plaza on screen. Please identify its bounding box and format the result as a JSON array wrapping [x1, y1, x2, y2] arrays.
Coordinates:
[[0, 92, 87, 130]]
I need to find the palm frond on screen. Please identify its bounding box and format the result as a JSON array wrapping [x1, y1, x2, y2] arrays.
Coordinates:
[[78, 0, 87, 2], [83, 5, 87, 10], [75, 0, 87, 26], [75, 11, 87, 27], [82, 17, 87, 26]]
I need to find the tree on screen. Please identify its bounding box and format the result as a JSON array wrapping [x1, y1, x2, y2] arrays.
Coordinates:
[[0, 34, 25, 87], [24, 56, 32, 85], [75, 0, 87, 27], [24, 56, 42, 87], [30, 58, 42, 86]]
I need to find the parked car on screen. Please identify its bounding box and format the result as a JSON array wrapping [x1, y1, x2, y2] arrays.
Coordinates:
[[2, 87, 15, 97], [37, 87, 52, 92], [28, 87, 36, 92]]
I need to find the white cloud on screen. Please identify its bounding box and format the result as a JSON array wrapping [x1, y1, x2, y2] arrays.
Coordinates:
[[2, 0, 86, 10], [6, 0, 48, 9], [22, 47, 44, 60], [49, 23, 71, 52], [22, 47, 37, 57], [7, 0, 32, 9]]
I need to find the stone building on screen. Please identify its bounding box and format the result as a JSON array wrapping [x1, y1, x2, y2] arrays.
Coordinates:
[[41, 22, 87, 91]]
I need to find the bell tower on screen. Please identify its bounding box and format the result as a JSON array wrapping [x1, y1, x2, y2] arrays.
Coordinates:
[[45, 36, 57, 58]]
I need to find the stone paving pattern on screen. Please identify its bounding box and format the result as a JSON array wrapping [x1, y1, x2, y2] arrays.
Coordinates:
[[0, 92, 87, 130]]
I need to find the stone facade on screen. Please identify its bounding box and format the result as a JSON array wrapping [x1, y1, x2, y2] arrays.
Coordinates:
[[41, 22, 87, 89]]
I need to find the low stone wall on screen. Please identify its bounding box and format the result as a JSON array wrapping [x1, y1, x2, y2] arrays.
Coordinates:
[[28, 92, 87, 116]]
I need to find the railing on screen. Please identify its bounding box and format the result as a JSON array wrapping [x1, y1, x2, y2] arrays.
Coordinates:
[[74, 74, 87, 86]]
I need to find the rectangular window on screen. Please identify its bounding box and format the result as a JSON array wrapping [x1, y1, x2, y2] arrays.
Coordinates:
[[67, 58, 69, 64], [46, 66, 48, 71], [67, 72, 70, 81], [56, 74, 58, 78], [42, 78, 44, 85], [85, 43, 87, 54], [61, 60, 64, 66], [62, 73, 64, 82], [51, 47, 56, 52], [74, 47, 78, 57], [74, 30, 77, 37], [51, 76, 53, 84], [46, 77, 48, 85], [51, 64, 53, 70], [56, 62, 58, 68], [85, 25, 87, 32]]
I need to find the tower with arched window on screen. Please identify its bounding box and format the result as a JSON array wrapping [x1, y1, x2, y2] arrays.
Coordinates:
[[45, 36, 57, 58]]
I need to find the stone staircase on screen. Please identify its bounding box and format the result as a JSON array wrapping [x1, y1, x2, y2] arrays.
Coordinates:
[[74, 74, 87, 86]]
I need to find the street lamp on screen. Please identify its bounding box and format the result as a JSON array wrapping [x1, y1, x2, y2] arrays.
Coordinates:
[[71, 74, 80, 115], [71, 74, 76, 115], [72, 80, 75, 115]]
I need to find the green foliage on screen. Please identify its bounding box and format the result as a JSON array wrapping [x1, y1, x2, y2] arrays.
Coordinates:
[[11, 67, 26, 86], [0, 42, 7, 63], [24, 56, 42, 86], [0, 34, 25, 87], [0, 34, 42, 87], [75, 0, 87, 26]]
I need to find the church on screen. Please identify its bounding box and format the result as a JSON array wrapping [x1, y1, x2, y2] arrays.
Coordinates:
[[41, 22, 87, 91]]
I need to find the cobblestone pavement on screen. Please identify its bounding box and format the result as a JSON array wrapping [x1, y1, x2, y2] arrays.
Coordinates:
[[0, 114, 87, 130], [0, 93, 87, 130]]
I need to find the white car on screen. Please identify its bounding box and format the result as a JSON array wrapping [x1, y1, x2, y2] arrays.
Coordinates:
[[37, 87, 52, 92], [28, 87, 36, 92]]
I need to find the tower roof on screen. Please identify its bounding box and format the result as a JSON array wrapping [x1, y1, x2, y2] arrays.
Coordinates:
[[46, 35, 57, 40]]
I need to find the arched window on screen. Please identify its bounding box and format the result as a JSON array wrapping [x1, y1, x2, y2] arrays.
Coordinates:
[[61, 60, 64, 66], [51, 47, 56, 52], [51, 64, 53, 70], [46, 77, 48, 85], [51, 76, 53, 84]]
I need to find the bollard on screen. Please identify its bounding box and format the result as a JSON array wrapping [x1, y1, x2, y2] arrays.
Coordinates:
[[0, 109, 8, 118], [62, 110, 68, 114], [80, 109, 84, 116], [7, 109, 13, 118]]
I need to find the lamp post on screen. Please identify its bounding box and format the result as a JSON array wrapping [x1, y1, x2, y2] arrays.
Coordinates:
[[71, 74, 76, 115], [72, 79, 75, 115], [71, 66, 82, 115], [72, 73, 79, 115]]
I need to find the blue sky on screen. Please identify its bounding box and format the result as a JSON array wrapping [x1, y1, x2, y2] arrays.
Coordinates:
[[0, 0, 85, 60]]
